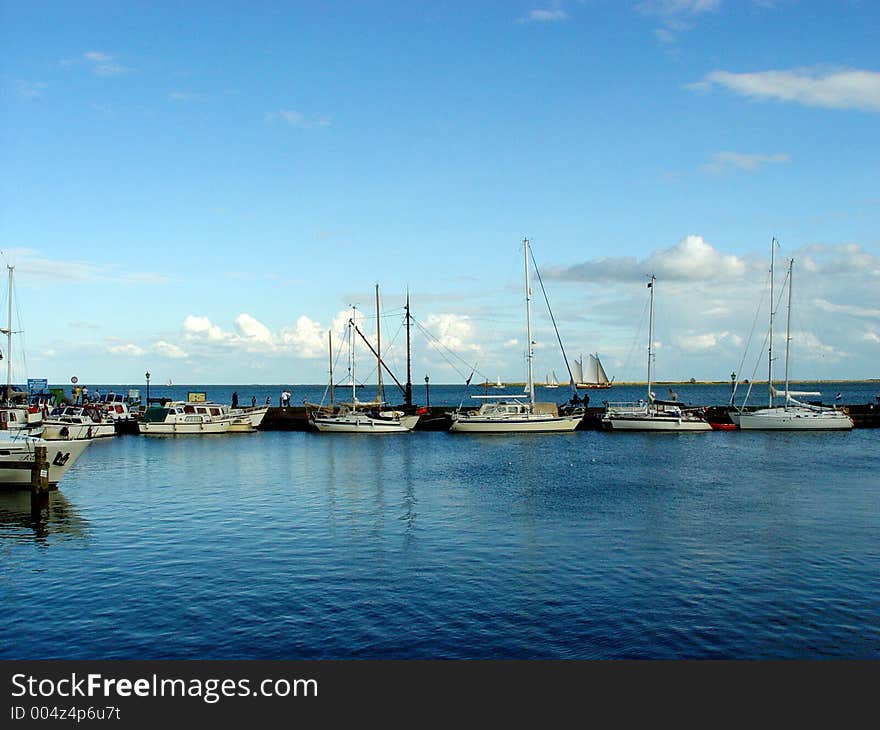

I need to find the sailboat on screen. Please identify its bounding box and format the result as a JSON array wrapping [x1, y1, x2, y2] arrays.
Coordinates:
[[0, 265, 43, 435], [545, 371, 559, 389], [573, 353, 613, 389], [310, 289, 419, 433], [731, 243, 852, 431], [602, 276, 711, 431], [450, 238, 582, 433], [493, 377, 504, 388]]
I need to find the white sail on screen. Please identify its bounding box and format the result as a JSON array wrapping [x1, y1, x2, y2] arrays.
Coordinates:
[[587, 354, 599, 383], [595, 356, 610, 385], [770, 385, 821, 398], [572, 357, 584, 384]]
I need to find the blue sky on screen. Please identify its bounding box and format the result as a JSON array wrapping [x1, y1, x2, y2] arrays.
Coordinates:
[[1, 0, 878, 385]]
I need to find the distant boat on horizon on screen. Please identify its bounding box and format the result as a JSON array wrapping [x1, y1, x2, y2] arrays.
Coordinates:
[[573, 353, 613, 390]]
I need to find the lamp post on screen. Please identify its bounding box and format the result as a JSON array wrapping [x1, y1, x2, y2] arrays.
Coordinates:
[[145, 371, 151, 405], [730, 371, 736, 404], [424, 374, 430, 409]]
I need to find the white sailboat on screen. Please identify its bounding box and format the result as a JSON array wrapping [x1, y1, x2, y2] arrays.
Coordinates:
[[544, 371, 560, 388], [493, 376, 504, 388], [731, 244, 852, 431], [450, 238, 582, 433], [310, 292, 419, 434], [573, 353, 613, 389], [0, 265, 44, 435], [602, 276, 711, 431]]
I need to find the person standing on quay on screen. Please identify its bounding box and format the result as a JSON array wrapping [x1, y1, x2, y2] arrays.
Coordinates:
[[251, 395, 256, 408], [232, 391, 239, 409]]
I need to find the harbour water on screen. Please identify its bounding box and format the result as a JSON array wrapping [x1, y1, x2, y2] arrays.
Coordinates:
[[1, 383, 879, 659]]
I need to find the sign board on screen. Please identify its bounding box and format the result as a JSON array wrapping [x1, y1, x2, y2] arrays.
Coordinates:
[[28, 378, 48, 394], [187, 391, 207, 403], [128, 389, 140, 400]]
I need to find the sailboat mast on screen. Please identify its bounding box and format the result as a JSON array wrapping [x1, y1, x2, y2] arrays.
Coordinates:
[[328, 329, 334, 410], [524, 238, 535, 409], [768, 238, 776, 408], [6, 266, 12, 406], [405, 289, 412, 408], [350, 307, 357, 407], [783, 259, 794, 408], [647, 275, 655, 402], [375, 284, 383, 404]]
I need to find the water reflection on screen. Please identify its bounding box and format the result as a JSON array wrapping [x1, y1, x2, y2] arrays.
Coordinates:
[[0, 490, 91, 546]]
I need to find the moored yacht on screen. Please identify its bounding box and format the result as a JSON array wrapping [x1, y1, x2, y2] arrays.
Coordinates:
[[138, 401, 235, 435], [0, 434, 92, 488], [731, 242, 853, 431], [602, 276, 711, 432], [450, 238, 582, 433], [42, 405, 116, 440]]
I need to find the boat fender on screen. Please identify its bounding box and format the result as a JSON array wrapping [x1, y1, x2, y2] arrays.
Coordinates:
[[87, 426, 93, 439]]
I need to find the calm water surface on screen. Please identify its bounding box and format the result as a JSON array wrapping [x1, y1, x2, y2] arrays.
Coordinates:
[[1, 383, 879, 659]]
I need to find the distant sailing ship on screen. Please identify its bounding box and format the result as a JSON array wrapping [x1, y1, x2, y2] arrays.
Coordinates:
[[572, 353, 613, 389], [545, 371, 559, 389]]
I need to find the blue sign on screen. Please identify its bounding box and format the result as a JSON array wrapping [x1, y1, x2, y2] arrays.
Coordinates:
[[27, 378, 48, 393]]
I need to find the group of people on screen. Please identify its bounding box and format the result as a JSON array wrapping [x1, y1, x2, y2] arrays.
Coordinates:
[[230, 390, 291, 408], [72, 385, 100, 405]]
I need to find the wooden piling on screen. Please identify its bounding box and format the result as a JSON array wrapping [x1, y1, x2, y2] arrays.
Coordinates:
[[30, 445, 49, 513]]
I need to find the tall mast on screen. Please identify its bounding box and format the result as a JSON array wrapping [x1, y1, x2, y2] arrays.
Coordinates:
[[6, 266, 12, 406], [768, 238, 776, 408], [405, 289, 412, 408], [328, 329, 334, 410], [647, 275, 655, 403], [375, 284, 382, 404], [524, 238, 535, 409], [783, 258, 794, 409], [350, 306, 357, 408]]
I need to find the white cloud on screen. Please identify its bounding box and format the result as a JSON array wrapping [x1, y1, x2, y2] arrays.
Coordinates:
[[689, 68, 880, 112], [814, 299, 880, 319], [106, 343, 146, 357], [638, 0, 721, 42], [83, 50, 127, 77], [269, 110, 331, 129], [790, 331, 846, 362], [517, 8, 568, 23], [183, 315, 228, 341], [702, 151, 790, 174], [279, 315, 327, 359], [862, 331, 880, 344], [154, 340, 188, 359], [673, 330, 742, 351], [234, 313, 275, 346], [17, 81, 48, 99], [546, 235, 747, 283], [797, 243, 880, 276], [423, 313, 481, 353], [4, 247, 170, 286]]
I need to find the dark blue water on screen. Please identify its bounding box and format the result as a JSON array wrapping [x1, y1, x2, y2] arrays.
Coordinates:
[[58, 379, 880, 409], [2, 383, 879, 659]]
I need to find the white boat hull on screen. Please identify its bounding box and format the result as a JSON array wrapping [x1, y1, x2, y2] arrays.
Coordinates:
[[0, 438, 92, 487], [42, 422, 116, 440], [450, 413, 581, 433], [139, 421, 232, 435], [732, 407, 853, 431], [602, 414, 711, 431], [311, 413, 420, 433]]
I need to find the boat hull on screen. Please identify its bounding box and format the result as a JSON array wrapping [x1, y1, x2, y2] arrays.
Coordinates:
[[139, 421, 232, 435], [311, 413, 420, 433], [42, 422, 116, 440], [0, 438, 92, 487], [732, 408, 853, 431], [449, 414, 581, 433], [575, 384, 612, 390], [602, 415, 712, 431]]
